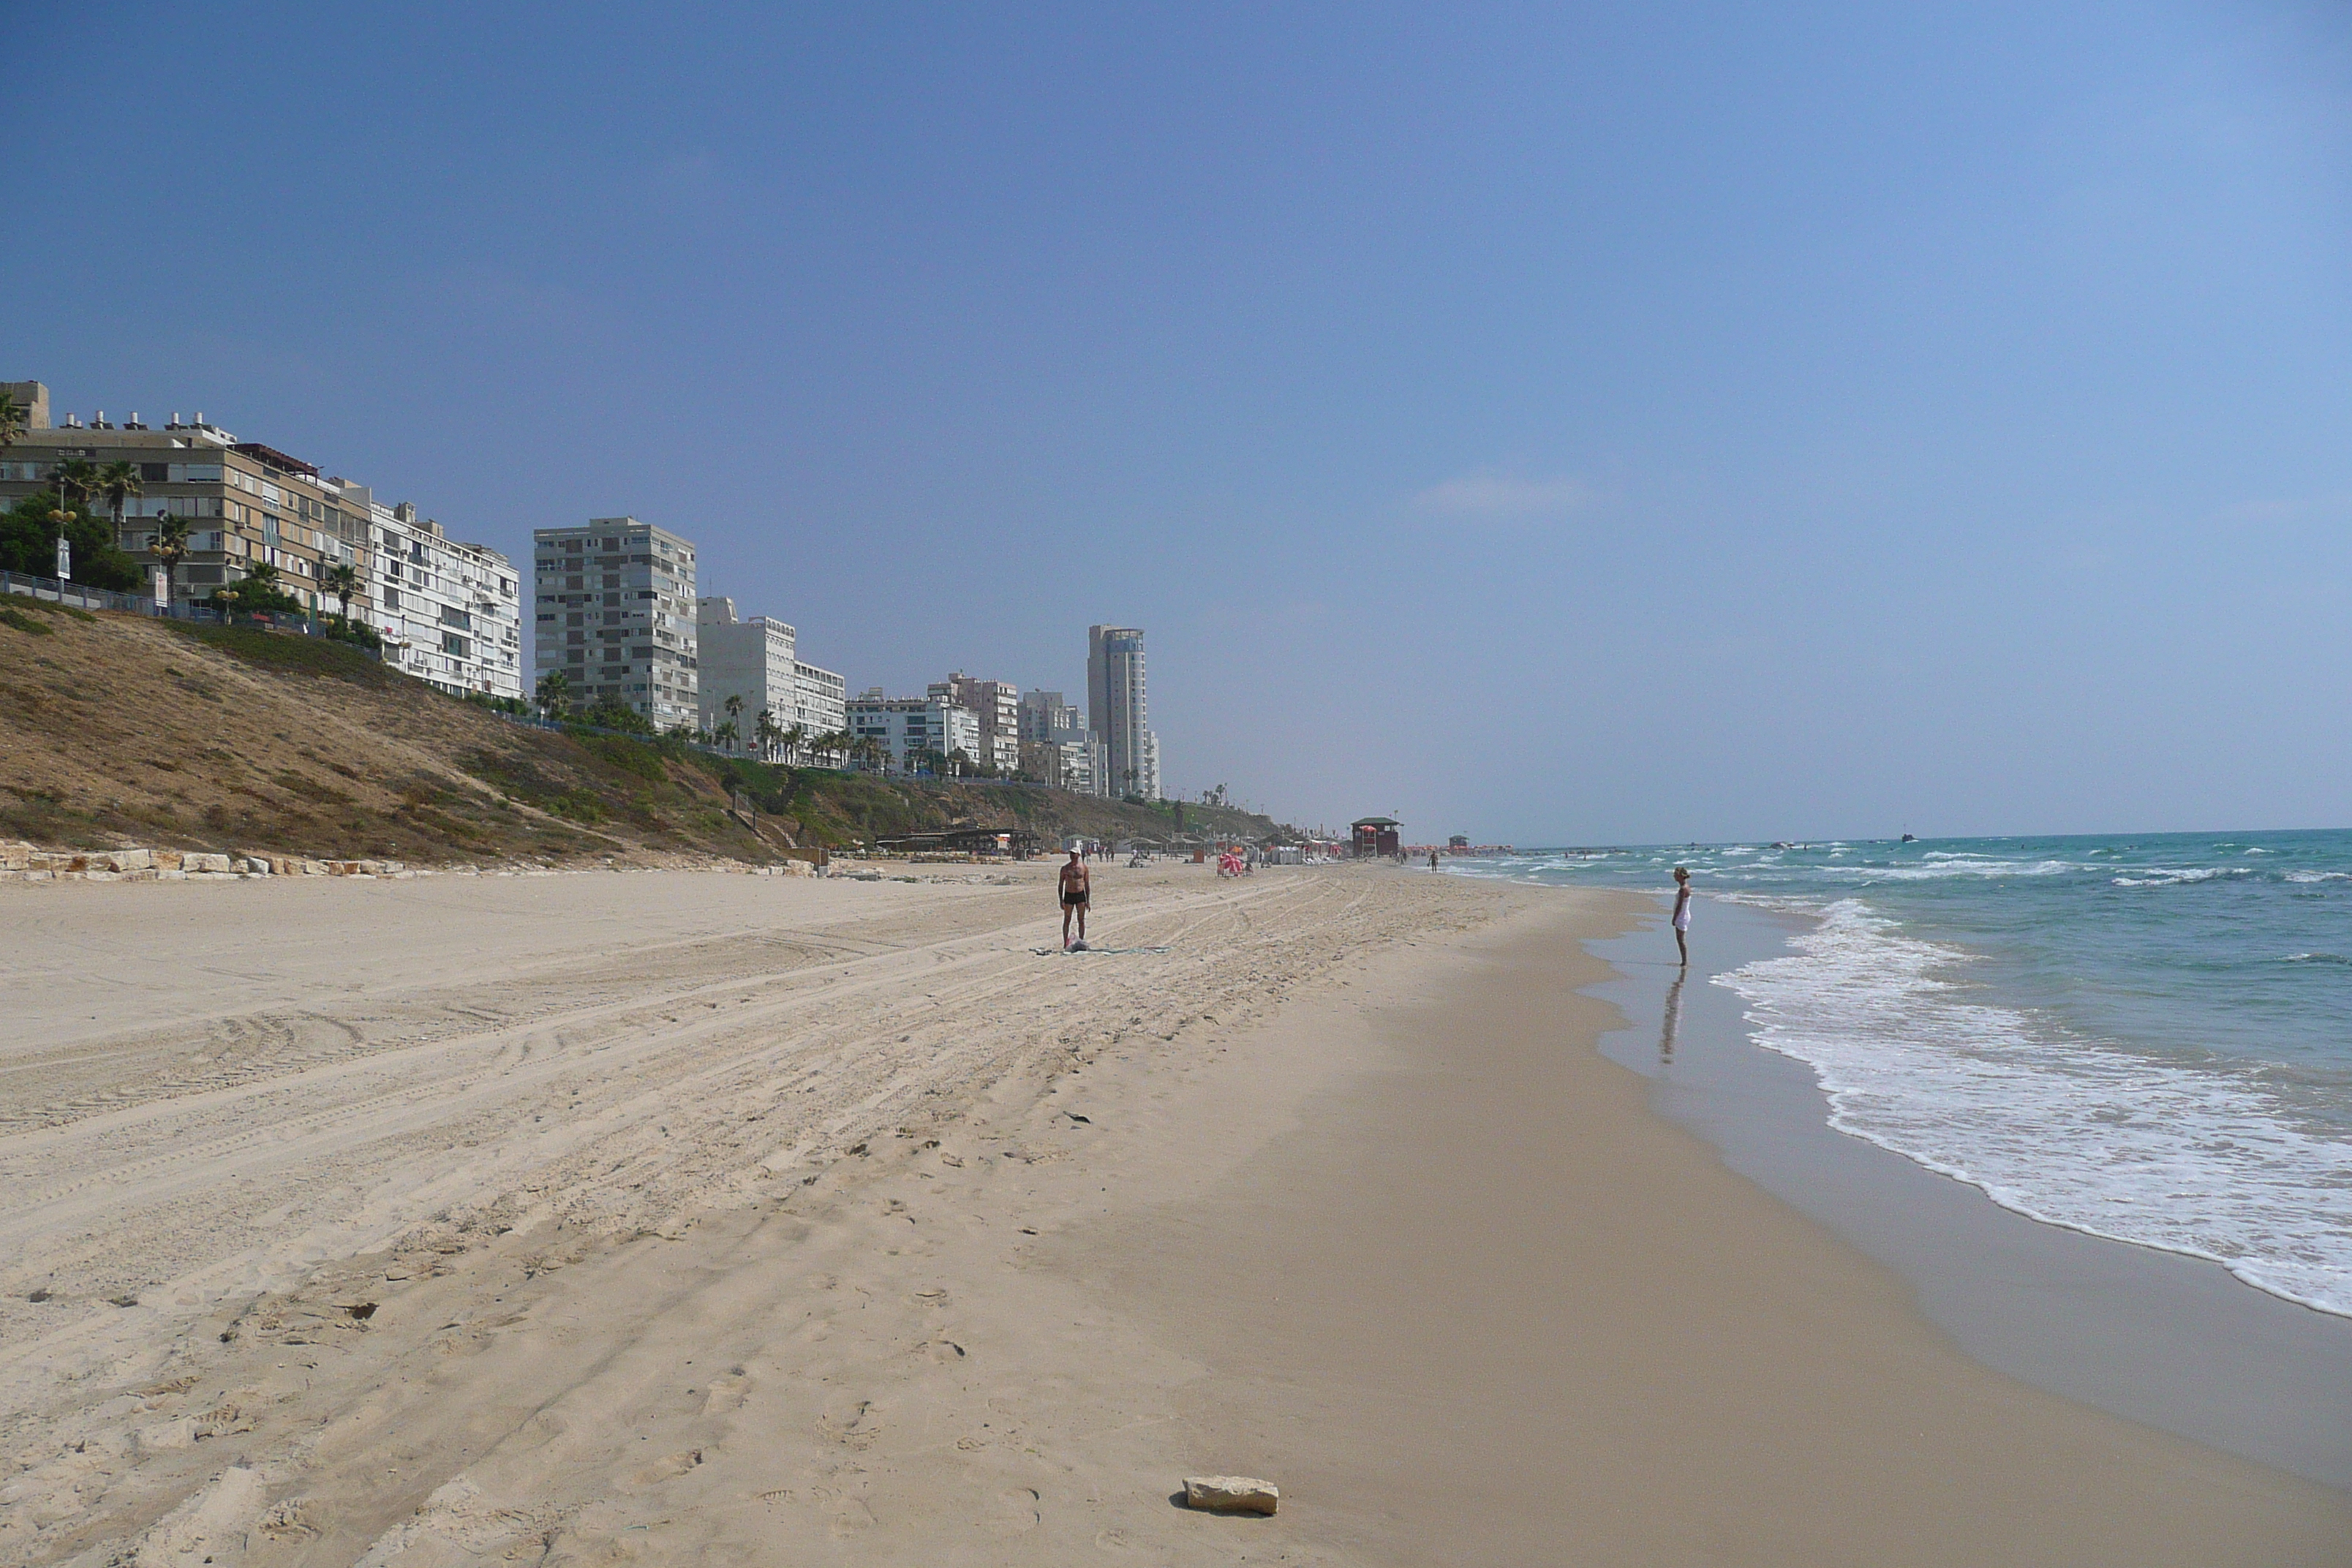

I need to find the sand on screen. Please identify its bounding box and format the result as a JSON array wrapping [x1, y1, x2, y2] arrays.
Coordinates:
[[1, 864, 2345, 1564]]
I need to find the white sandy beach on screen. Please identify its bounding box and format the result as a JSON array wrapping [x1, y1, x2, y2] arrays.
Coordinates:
[[2, 863, 2345, 1565]]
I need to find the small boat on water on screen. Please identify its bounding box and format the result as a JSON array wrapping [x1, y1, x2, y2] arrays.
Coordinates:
[[1901, 832, 1918, 843]]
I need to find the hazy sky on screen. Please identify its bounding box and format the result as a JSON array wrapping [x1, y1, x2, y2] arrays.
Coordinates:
[[12, 3, 2351, 842]]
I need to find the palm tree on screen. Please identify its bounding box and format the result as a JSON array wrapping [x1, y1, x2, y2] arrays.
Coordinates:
[[723, 693, 745, 752], [714, 718, 740, 753], [96, 460, 143, 537], [0, 392, 25, 453], [151, 513, 192, 611], [753, 708, 781, 761], [535, 670, 571, 719], [323, 562, 361, 622], [216, 561, 289, 623], [47, 458, 98, 513], [780, 722, 807, 765]]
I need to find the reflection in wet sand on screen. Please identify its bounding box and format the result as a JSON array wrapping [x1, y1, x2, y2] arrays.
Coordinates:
[[1659, 973, 1684, 1064]]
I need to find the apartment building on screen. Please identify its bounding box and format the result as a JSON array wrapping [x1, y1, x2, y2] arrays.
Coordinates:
[[696, 597, 787, 750], [794, 659, 848, 751], [845, 690, 981, 772], [695, 597, 847, 758], [1088, 625, 1161, 800], [927, 672, 1022, 774], [1016, 689, 1104, 795], [353, 491, 522, 700], [0, 381, 368, 614], [532, 519, 698, 730]]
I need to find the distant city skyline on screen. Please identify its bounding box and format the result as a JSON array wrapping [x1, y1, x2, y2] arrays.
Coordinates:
[[13, 4, 2352, 841]]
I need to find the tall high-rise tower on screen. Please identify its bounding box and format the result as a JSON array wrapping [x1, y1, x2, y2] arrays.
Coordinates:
[[1088, 625, 1159, 800]]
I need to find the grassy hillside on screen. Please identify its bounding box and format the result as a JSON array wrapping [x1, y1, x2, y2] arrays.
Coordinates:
[[0, 602, 1289, 864], [696, 753, 1289, 851]]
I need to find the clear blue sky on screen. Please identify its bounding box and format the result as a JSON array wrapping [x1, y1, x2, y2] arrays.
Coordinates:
[[12, 2, 2351, 842]]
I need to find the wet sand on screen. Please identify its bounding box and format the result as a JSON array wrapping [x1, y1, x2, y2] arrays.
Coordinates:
[[2, 866, 2345, 1564], [1589, 897, 2352, 1490], [1082, 894, 2352, 1564]]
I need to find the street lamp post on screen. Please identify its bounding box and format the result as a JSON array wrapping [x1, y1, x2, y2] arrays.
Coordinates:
[[48, 498, 73, 582]]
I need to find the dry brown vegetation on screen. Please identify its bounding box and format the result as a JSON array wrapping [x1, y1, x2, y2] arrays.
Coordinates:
[[0, 603, 1289, 864], [0, 603, 769, 864]]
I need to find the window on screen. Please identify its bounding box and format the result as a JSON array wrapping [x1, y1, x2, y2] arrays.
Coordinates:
[[441, 605, 470, 629], [443, 633, 470, 658], [382, 587, 402, 609]]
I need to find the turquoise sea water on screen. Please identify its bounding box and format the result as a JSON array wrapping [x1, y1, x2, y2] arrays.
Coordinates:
[[1455, 831, 2352, 1316]]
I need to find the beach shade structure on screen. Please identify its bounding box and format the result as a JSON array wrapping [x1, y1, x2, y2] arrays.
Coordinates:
[[871, 826, 1042, 857], [1351, 817, 1402, 858]]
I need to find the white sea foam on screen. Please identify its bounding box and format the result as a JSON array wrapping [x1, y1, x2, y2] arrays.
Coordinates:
[[2285, 870, 2352, 884], [1716, 900, 2352, 1316], [1839, 859, 2078, 881], [2111, 867, 2254, 888]]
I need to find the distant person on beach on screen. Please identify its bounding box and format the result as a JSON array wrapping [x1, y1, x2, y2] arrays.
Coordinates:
[[1670, 866, 1692, 966], [1060, 848, 1091, 950]]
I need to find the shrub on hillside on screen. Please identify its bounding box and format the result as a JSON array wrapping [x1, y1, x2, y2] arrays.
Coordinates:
[[575, 696, 656, 736], [0, 491, 141, 591]]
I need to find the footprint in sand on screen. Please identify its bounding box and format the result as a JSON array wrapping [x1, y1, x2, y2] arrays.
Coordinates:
[[624, 1448, 703, 1488], [699, 1371, 753, 1414], [829, 1498, 875, 1537], [988, 1486, 1041, 1534], [820, 1394, 882, 1450]]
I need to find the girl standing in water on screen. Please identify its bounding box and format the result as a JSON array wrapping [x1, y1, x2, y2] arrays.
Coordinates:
[[1670, 866, 1692, 967]]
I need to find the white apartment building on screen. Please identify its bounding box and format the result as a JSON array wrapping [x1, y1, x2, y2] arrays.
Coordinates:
[[353, 490, 523, 700], [532, 519, 698, 730], [845, 690, 981, 773], [696, 597, 847, 759], [928, 673, 1022, 774], [1017, 689, 1104, 795], [1088, 625, 1161, 799], [794, 659, 847, 750]]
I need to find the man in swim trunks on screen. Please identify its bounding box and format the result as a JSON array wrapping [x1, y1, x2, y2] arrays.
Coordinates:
[[1059, 848, 1091, 950]]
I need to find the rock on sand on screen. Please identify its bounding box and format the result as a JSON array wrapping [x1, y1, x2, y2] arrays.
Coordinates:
[[1183, 1475, 1279, 1515]]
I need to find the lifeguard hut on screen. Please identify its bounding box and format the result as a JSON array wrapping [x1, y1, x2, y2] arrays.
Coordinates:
[[1351, 816, 1402, 858]]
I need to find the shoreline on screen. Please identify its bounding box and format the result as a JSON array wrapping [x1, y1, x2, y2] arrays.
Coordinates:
[[1586, 892, 2352, 1487], [1074, 888, 2351, 1561]]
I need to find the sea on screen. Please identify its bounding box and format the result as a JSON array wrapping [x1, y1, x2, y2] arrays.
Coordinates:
[[1455, 831, 2352, 1317]]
